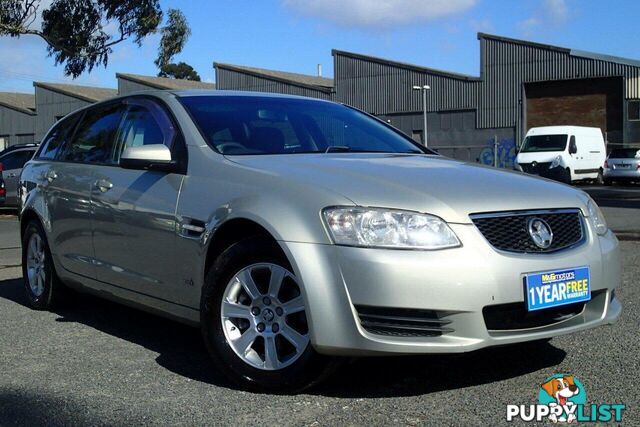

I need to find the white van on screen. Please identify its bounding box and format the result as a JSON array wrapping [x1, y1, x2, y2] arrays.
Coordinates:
[[515, 126, 606, 184]]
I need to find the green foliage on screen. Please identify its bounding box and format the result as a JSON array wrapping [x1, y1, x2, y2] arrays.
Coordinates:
[[155, 8, 190, 70], [158, 62, 201, 81], [0, 0, 190, 78]]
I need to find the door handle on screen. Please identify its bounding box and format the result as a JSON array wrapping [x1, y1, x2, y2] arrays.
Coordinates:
[[46, 170, 57, 183], [95, 179, 113, 193]]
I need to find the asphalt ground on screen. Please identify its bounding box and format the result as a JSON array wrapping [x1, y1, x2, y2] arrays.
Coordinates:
[[0, 185, 639, 426]]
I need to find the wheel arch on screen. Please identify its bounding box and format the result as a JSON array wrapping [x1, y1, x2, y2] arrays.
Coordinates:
[[204, 217, 288, 276], [20, 208, 44, 239]]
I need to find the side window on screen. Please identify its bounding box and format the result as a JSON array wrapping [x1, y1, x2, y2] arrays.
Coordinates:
[[114, 99, 176, 163], [0, 150, 33, 170], [61, 103, 125, 165], [38, 115, 79, 160]]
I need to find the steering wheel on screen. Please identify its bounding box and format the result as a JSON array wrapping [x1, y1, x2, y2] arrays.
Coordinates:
[[217, 142, 247, 154]]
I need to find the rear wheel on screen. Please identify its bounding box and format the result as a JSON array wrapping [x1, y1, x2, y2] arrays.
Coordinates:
[[21, 221, 67, 310], [201, 237, 335, 392]]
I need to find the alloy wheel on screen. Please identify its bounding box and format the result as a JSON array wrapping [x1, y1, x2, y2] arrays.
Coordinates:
[[26, 233, 46, 297], [220, 263, 309, 370]]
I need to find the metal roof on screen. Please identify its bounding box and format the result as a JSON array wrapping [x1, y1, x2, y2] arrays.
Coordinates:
[[116, 73, 216, 90], [478, 33, 640, 68], [0, 92, 36, 115], [214, 63, 334, 92], [332, 49, 482, 81], [33, 82, 118, 102]]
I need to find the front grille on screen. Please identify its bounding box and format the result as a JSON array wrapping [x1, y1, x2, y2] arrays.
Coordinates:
[[471, 210, 584, 253], [520, 162, 551, 174], [482, 290, 604, 331], [355, 305, 454, 337]]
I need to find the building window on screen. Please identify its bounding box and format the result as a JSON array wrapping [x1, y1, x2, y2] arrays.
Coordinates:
[[629, 100, 640, 121]]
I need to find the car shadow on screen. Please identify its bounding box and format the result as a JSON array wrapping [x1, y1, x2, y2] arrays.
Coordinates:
[[0, 277, 566, 398]]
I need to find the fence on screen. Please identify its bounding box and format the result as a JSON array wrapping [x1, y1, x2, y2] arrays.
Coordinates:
[[431, 136, 517, 169]]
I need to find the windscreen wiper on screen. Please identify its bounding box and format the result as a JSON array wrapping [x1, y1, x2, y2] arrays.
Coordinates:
[[325, 146, 352, 153]]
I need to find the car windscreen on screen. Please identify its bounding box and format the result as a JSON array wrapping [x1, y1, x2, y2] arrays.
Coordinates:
[[179, 96, 426, 155], [520, 134, 568, 153], [609, 148, 640, 159]]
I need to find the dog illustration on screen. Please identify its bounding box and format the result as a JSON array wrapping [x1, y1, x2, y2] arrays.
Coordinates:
[[541, 375, 580, 423]]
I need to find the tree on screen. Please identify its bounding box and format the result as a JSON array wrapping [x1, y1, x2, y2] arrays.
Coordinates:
[[158, 62, 201, 81], [0, 0, 190, 78]]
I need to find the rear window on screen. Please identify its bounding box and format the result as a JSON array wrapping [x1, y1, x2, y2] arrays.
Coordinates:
[[520, 134, 568, 153], [179, 96, 427, 155], [609, 148, 640, 159]]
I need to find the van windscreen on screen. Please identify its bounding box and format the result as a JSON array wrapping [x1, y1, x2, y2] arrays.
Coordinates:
[[520, 134, 567, 153]]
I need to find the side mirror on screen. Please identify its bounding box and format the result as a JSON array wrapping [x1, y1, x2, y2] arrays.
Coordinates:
[[120, 145, 176, 172], [569, 141, 577, 155]]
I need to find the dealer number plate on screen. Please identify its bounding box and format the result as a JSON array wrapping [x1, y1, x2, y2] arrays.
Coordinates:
[[525, 266, 591, 311]]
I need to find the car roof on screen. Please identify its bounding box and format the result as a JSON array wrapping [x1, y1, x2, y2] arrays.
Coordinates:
[[0, 144, 38, 155]]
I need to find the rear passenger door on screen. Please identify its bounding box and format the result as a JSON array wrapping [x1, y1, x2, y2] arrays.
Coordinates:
[[90, 97, 185, 302], [49, 102, 126, 278]]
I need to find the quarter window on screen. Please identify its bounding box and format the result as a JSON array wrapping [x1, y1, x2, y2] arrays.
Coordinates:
[[60, 103, 125, 165], [38, 115, 79, 160], [113, 100, 176, 163]]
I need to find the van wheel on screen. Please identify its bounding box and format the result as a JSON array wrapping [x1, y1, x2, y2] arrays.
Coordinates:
[[21, 221, 68, 310], [200, 237, 336, 392], [564, 168, 573, 184], [595, 169, 604, 185]]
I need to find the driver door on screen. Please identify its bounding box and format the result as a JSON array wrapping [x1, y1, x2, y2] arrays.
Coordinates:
[[91, 97, 185, 302]]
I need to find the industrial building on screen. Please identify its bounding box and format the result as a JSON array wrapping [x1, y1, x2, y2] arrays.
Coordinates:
[[1, 32, 639, 169], [0, 92, 36, 150], [215, 33, 640, 167], [33, 83, 118, 142], [0, 75, 215, 148]]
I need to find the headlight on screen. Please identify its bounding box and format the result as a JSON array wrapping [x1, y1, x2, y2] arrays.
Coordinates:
[[322, 207, 461, 250], [549, 155, 562, 169], [586, 198, 608, 235]]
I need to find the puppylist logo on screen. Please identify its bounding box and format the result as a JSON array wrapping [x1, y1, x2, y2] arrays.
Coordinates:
[[506, 374, 626, 423]]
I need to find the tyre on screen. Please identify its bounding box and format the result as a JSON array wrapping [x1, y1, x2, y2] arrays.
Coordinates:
[[21, 221, 67, 310], [564, 168, 573, 185], [595, 169, 604, 185], [200, 237, 335, 392], [603, 178, 612, 186]]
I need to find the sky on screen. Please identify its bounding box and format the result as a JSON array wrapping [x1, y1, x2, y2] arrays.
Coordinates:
[[1, 0, 639, 93]]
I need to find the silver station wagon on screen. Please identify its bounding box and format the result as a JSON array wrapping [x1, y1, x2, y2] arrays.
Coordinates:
[[19, 91, 621, 391]]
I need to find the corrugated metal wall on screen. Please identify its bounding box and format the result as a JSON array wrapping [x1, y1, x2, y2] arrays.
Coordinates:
[[334, 54, 480, 115], [216, 68, 334, 100], [478, 36, 640, 138], [34, 87, 91, 142], [0, 107, 35, 147]]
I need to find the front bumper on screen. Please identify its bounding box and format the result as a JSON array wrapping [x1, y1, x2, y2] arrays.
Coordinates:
[[518, 163, 570, 183], [282, 223, 621, 356]]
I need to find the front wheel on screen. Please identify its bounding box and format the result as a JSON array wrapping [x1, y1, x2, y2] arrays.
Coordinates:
[[564, 168, 573, 185], [201, 237, 335, 392]]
